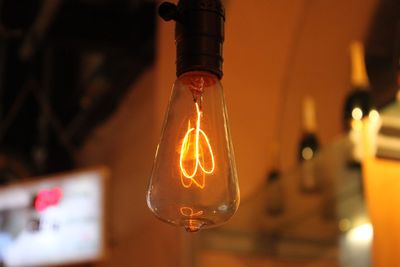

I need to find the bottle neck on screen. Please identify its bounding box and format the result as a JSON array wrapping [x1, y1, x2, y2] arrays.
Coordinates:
[[350, 41, 369, 88], [270, 142, 280, 171], [302, 96, 317, 133]]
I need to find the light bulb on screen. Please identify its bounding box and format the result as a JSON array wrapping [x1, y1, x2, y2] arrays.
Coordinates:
[[147, 71, 239, 232], [368, 109, 379, 122], [351, 107, 363, 121], [149, 0, 239, 232]]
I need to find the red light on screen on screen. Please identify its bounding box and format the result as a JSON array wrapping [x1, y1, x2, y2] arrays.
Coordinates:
[[34, 187, 63, 212]]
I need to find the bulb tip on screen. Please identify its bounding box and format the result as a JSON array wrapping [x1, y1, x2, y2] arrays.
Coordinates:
[[184, 219, 206, 233]]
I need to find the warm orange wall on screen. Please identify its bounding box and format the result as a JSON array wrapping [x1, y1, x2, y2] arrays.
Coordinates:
[[79, 0, 378, 266], [223, 0, 377, 200]]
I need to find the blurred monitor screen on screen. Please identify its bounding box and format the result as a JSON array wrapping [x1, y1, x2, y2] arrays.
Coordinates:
[[0, 167, 108, 267]]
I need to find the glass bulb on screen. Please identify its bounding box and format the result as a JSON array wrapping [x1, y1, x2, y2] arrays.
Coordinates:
[[147, 71, 239, 232]]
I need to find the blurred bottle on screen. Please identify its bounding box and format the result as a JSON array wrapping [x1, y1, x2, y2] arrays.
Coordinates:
[[265, 143, 284, 216], [343, 41, 374, 168], [298, 96, 321, 193]]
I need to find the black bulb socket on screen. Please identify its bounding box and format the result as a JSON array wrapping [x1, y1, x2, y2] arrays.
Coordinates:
[[159, 0, 225, 79]]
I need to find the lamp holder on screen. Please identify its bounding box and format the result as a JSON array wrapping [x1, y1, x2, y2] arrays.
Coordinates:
[[159, 0, 225, 79]]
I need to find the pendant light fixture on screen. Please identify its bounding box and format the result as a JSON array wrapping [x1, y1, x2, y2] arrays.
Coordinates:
[[147, 0, 240, 232]]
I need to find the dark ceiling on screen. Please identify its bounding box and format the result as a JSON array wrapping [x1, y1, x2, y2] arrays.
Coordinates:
[[0, 0, 156, 182]]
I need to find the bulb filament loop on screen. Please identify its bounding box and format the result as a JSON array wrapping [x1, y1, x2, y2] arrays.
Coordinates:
[[180, 207, 204, 217], [179, 102, 215, 189]]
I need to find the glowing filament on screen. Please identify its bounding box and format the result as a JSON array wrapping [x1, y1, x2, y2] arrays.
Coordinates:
[[179, 102, 215, 189], [180, 207, 203, 217]]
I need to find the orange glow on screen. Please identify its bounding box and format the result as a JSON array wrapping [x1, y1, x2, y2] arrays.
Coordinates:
[[180, 207, 204, 217], [179, 102, 215, 189]]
